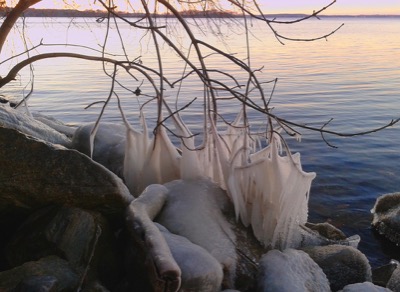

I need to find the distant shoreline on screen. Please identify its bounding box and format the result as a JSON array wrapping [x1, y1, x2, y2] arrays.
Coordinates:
[[1, 8, 399, 19]]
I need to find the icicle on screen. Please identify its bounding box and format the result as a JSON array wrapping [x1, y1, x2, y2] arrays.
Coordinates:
[[123, 125, 150, 196], [141, 126, 181, 190], [226, 132, 315, 249]]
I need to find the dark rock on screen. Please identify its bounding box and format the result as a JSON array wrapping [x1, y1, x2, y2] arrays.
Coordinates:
[[371, 192, 400, 245], [305, 222, 347, 241], [0, 126, 133, 215], [372, 260, 399, 287], [14, 275, 58, 292], [5, 206, 121, 289], [0, 256, 79, 291], [302, 244, 372, 291], [387, 264, 400, 292], [258, 248, 330, 292]]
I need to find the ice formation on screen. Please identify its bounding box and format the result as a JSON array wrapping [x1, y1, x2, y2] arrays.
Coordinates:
[[174, 111, 316, 249], [111, 102, 315, 248]]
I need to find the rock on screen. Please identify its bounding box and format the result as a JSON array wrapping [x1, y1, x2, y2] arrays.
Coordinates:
[[387, 264, 400, 292], [257, 248, 330, 292], [0, 104, 71, 146], [156, 179, 237, 288], [302, 245, 372, 291], [339, 282, 392, 292], [372, 260, 399, 287], [5, 206, 121, 288], [371, 192, 400, 245], [13, 275, 58, 292], [0, 256, 79, 291], [305, 222, 347, 241], [71, 122, 126, 178], [157, 223, 224, 292], [0, 126, 133, 215], [299, 224, 361, 249]]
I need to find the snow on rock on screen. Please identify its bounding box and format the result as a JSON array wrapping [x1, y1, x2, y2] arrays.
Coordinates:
[[157, 223, 224, 292], [157, 179, 237, 288], [0, 104, 71, 146]]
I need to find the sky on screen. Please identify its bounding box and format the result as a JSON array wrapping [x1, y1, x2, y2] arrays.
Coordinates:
[[5, 0, 400, 15]]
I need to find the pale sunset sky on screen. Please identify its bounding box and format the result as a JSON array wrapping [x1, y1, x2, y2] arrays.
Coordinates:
[[6, 0, 400, 15]]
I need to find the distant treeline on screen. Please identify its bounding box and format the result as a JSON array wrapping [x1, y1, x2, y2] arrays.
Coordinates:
[[0, 8, 243, 18], [0, 7, 399, 19]]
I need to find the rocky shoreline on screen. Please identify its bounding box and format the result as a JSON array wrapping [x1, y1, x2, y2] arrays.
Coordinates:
[[1, 104, 400, 291]]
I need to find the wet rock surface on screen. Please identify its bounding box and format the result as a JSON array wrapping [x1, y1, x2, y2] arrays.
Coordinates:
[[387, 264, 400, 292], [372, 192, 400, 246], [302, 245, 372, 291], [0, 126, 133, 215]]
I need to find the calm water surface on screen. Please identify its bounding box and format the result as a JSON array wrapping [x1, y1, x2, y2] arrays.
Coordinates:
[[2, 16, 400, 267]]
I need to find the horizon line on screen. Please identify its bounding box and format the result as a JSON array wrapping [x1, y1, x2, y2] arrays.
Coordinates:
[[2, 7, 399, 18]]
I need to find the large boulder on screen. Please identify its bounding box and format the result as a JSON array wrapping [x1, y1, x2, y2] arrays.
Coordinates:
[[302, 245, 372, 291], [371, 192, 400, 245], [0, 125, 133, 215], [258, 248, 330, 292]]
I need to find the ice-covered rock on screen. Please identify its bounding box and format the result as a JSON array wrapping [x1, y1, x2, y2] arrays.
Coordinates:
[[371, 192, 400, 245], [157, 223, 224, 292], [125, 185, 181, 291], [72, 122, 126, 178], [257, 248, 330, 292], [157, 179, 237, 288], [0, 104, 71, 146]]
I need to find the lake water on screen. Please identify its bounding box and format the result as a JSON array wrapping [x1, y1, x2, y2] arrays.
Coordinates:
[[1, 16, 400, 268]]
